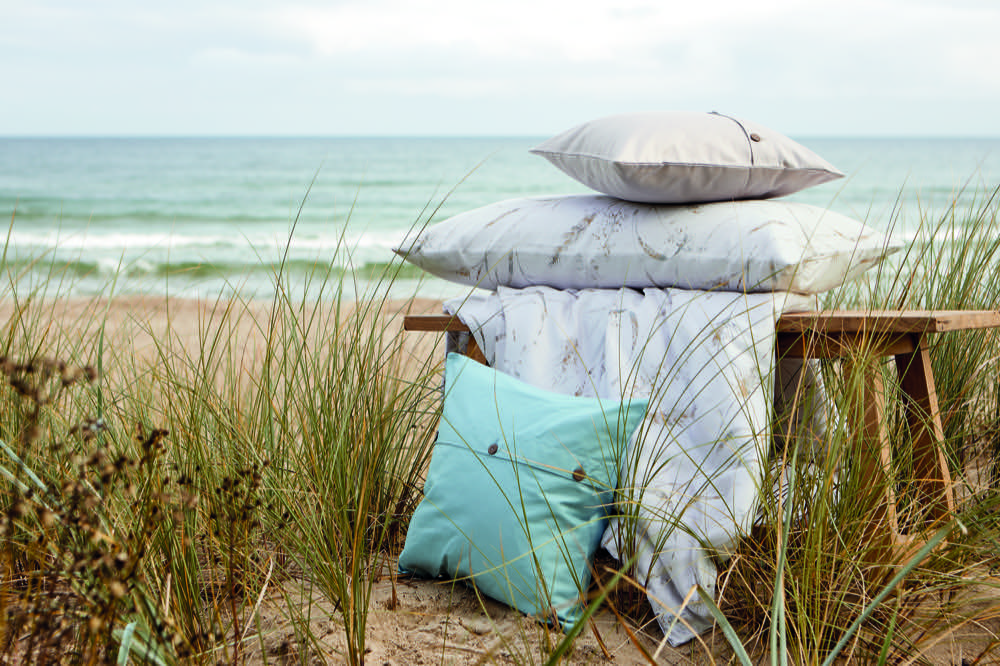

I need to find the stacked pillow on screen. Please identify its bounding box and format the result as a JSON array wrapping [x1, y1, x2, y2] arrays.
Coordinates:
[[396, 112, 899, 629], [395, 111, 901, 294], [530, 111, 844, 204], [399, 353, 648, 629]]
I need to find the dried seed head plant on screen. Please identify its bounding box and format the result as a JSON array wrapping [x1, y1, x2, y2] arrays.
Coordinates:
[[0, 354, 195, 664]]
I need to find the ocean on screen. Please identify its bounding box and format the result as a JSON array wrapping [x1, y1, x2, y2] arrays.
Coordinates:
[[1, 136, 998, 301]]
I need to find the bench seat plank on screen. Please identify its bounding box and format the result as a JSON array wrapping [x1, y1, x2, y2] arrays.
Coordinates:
[[777, 309, 1000, 334], [405, 310, 1000, 335]]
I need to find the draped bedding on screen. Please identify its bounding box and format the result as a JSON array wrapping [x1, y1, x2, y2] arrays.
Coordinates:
[[445, 285, 814, 644]]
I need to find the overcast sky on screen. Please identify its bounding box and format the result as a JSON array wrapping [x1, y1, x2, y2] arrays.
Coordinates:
[[3, 0, 999, 137]]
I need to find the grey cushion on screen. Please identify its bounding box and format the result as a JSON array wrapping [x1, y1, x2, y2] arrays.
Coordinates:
[[531, 111, 843, 204]]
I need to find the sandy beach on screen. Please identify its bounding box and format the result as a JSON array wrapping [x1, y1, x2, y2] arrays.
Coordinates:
[[0, 295, 444, 369], [1, 295, 696, 664], [6, 295, 1000, 664]]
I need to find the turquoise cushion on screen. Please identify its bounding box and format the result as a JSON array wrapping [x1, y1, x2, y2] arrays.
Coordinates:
[[399, 353, 648, 629]]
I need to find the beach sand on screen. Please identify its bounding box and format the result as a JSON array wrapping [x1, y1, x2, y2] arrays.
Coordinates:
[[6, 296, 998, 664], [1, 295, 709, 664]]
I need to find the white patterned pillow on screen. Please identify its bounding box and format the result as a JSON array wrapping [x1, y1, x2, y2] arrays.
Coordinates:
[[531, 112, 843, 204], [394, 195, 900, 294]]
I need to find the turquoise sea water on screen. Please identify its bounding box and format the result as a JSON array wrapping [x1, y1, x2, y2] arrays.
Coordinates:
[[1, 137, 998, 300]]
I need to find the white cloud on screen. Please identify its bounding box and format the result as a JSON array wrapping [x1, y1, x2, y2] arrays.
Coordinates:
[[273, 0, 803, 62], [1, 0, 998, 134]]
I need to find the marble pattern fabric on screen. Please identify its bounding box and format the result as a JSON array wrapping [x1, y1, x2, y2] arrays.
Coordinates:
[[399, 195, 899, 294], [446, 286, 812, 645]]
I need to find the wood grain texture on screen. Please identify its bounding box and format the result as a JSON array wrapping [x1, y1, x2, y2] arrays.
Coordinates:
[[406, 310, 1000, 335], [776, 310, 1000, 334]]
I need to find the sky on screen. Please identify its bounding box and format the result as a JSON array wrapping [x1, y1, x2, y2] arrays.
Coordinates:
[[2, 0, 999, 137]]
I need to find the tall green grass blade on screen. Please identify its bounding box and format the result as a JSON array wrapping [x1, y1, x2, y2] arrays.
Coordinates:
[[116, 621, 137, 665], [876, 600, 900, 666], [112, 621, 169, 666], [697, 584, 753, 666], [0, 437, 48, 494], [770, 448, 798, 666], [95, 253, 124, 420]]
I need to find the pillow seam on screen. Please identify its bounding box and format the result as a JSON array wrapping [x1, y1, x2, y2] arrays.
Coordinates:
[[532, 151, 841, 175]]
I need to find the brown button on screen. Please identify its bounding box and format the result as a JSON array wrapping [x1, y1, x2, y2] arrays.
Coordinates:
[[749, 133, 762, 142], [572, 467, 585, 482], [487, 443, 498, 455]]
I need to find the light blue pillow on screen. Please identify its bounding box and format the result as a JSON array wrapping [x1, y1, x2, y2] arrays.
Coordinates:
[[399, 353, 648, 629]]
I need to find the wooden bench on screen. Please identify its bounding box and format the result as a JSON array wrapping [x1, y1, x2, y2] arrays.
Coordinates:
[[404, 310, 1000, 549]]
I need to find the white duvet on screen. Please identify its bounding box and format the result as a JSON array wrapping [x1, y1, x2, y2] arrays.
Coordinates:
[[445, 285, 814, 645]]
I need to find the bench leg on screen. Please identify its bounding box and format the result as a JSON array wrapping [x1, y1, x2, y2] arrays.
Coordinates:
[[845, 359, 900, 539], [895, 334, 955, 523], [465, 334, 489, 366]]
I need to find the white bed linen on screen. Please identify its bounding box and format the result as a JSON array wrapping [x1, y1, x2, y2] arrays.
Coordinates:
[[445, 285, 812, 644]]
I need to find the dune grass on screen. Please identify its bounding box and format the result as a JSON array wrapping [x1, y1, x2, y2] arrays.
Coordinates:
[[1, 184, 1000, 663], [707, 186, 1000, 663], [0, 235, 443, 663]]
